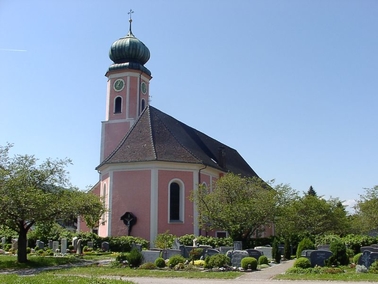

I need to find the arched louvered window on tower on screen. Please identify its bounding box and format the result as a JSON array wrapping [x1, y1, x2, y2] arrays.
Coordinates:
[[169, 181, 184, 222], [114, 97, 122, 113]]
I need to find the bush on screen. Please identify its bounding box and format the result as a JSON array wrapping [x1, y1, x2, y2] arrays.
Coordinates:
[[296, 237, 315, 259], [284, 238, 291, 260], [128, 248, 144, 267], [205, 254, 230, 268], [189, 248, 203, 261], [115, 252, 129, 263], [353, 253, 362, 264], [167, 254, 186, 268], [326, 239, 349, 266], [369, 260, 378, 273], [26, 247, 31, 254], [154, 257, 166, 268], [258, 255, 269, 265], [139, 262, 156, 270], [154, 231, 176, 249], [241, 257, 257, 270], [294, 257, 311, 269]]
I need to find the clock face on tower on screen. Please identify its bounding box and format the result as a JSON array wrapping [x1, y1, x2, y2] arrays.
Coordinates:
[[141, 82, 147, 94], [113, 79, 125, 92]]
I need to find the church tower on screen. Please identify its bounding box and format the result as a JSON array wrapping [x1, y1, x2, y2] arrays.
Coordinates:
[[100, 11, 152, 161]]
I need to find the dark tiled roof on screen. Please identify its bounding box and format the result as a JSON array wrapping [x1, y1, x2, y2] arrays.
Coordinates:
[[97, 106, 259, 178]]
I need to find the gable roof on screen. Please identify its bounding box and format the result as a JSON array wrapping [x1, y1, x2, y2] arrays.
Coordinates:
[[97, 106, 259, 178]]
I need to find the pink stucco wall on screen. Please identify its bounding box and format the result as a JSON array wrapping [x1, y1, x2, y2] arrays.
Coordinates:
[[111, 170, 151, 240], [157, 170, 194, 237]]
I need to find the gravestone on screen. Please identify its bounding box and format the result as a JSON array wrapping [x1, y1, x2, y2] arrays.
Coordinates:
[[218, 246, 233, 254], [72, 237, 78, 251], [61, 238, 67, 254], [48, 240, 53, 249], [11, 239, 18, 250], [101, 241, 109, 252], [360, 246, 378, 253], [371, 244, 378, 248], [226, 250, 248, 267], [358, 250, 378, 268], [36, 240, 44, 250], [317, 245, 331, 251], [246, 249, 262, 260], [1, 237, 5, 247], [87, 241, 94, 249], [233, 241, 242, 250], [255, 246, 272, 258], [309, 250, 332, 267], [132, 243, 142, 252], [53, 241, 59, 253], [179, 246, 193, 258], [204, 248, 220, 258], [76, 239, 82, 254], [301, 250, 315, 257], [162, 249, 182, 260], [142, 250, 161, 264]]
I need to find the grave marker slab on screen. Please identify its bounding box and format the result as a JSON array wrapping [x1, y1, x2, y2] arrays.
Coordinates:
[[101, 241, 109, 252], [360, 246, 378, 253], [226, 250, 248, 267], [142, 250, 161, 264], [233, 241, 242, 250], [246, 249, 262, 260], [53, 241, 59, 253], [358, 250, 378, 268], [309, 250, 332, 267], [162, 249, 182, 259], [255, 246, 271, 258], [61, 238, 67, 254]]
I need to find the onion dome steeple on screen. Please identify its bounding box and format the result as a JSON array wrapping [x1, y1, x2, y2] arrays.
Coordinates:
[[108, 10, 151, 76]]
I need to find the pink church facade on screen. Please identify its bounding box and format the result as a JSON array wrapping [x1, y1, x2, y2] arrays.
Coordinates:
[[80, 18, 273, 244]]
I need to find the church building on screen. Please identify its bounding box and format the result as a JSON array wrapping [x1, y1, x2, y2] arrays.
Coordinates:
[[81, 15, 263, 244]]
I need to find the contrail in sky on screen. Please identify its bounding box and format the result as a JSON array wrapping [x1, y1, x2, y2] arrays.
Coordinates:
[[0, 48, 27, 52]]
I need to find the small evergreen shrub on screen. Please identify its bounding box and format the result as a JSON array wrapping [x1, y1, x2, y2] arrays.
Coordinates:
[[139, 262, 156, 270], [272, 238, 280, 263], [258, 255, 269, 265], [204, 253, 230, 268], [284, 238, 291, 260], [293, 257, 311, 269], [167, 254, 186, 268], [128, 248, 144, 267], [353, 253, 362, 264], [326, 239, 349, 266], [296, 238, 315, 259], [241, 257, 257, 270], [154, 257, 166, 268]]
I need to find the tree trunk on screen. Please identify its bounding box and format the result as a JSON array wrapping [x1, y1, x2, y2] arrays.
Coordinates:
[[17, 225, 28, 263]]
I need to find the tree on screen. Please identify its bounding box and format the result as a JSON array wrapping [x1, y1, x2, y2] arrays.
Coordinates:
[[191, 173, 276, 243], [354, 186, 378, 233], [307, 186, 317, 197], [0, 144, 105, 263]]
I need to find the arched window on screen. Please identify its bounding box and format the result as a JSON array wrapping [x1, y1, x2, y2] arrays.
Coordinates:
[[169, 182, 183, 222], [141, 99, 146, 112], [114, 97, 122, 113]]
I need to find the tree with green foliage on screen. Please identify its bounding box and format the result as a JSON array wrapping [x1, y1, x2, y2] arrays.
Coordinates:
[[307, 185, 317, 196], [272, 237, 281, 263], [191, 173, 276, 243], [0, 144, 105, 263], [354, 186, 378, 233]]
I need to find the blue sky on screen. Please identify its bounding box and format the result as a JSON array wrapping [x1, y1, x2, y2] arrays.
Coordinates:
[[1, 1, 377, 211]]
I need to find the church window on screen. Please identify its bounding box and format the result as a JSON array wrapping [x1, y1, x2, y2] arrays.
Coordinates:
[[141, 99, 146, 112], [114, 97, 122, 113], [169, 181, 184, 222]]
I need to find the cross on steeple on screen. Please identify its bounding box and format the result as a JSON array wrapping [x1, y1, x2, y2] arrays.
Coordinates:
[[127, 9, 134, 35]]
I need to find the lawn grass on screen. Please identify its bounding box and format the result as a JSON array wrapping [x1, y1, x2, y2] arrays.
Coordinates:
[[0, 274, 134, 283], [49, 265, 241, 279], [275, 265, 378, 282], [0, 255, 85, 270]]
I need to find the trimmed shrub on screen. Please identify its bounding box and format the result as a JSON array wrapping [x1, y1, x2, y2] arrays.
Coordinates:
[[139, 262, 156, 270], [353, 253, 362, 264], [258, 255, 269, 265], [205, 253, 230, 268], [241, 257, 257, 270], [154, 257, 166, 268], [369, 260, 378, 273], [293, 257, 311, 269], [167, 254, 186, 268], [189, 248, 203, 261], [296, 238, 315, 259], [272, 238, 280, 263], [128, 248, 144, 267], [154, 231, 176, 249], [284, 238, 291, 260], [326, 239, 349, 266]]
